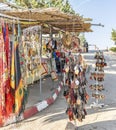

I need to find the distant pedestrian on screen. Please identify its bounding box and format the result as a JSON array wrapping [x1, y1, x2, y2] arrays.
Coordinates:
[[84, 42, 88, 52]]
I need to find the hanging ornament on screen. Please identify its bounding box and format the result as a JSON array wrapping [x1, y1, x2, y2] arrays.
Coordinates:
[[62, 32, 71, 47]]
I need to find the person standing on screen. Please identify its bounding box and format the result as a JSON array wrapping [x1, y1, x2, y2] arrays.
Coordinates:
[[85, 42, 89, 52]]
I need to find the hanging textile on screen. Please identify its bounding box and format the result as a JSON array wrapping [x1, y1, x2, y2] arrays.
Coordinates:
[[10, 24, 24, 114], [62, 32, 72, 47], [22, 26, 41, 85], [18, 23, 29, 113], [4, 24, 14, 117], [0, 23, 8, 125], [10, 24, 15, 89], [14, 24, 24, 114]]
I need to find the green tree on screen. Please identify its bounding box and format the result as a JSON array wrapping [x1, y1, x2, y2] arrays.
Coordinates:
[[14, 0, 75, 14], [111, 29, 116, 44], [15, 0, 40, 8]]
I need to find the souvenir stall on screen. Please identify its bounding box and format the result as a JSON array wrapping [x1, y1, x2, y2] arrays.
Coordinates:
[[0, 19, 58, 126], [0, 13, 47, 126], [1, 7, 93, 84], [0, 4, 93, 126], [90, 51, 107, 108]]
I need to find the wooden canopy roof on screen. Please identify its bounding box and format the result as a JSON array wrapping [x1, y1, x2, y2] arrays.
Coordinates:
[[1, 7, 92, 33]]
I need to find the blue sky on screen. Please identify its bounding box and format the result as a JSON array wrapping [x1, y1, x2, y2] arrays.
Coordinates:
[[68, 0, 116, 49]]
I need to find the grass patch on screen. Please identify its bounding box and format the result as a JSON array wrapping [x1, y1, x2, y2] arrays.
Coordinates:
[[109, 47, 116, 52]]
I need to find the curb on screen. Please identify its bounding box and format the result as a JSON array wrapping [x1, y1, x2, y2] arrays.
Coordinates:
[[4, 82, 63, 126]]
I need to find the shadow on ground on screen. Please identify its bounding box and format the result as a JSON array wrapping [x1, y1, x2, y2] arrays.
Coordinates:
[[77, 120, 116, 130]]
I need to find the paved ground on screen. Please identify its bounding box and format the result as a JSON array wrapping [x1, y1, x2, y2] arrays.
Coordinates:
[[1, 51, 116, 130], [26, 75, 60, 109]]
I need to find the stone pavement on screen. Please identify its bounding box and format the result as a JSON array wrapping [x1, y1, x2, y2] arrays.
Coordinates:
[[25, 75, 61, 108]]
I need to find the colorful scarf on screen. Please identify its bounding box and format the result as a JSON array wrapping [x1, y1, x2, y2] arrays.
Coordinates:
[[13, 24, 24, 114], [0, 24, 8, 125], [4, 24, 15, 117]]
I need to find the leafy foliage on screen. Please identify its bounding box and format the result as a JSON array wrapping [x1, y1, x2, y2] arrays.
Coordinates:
[[14, 0, 75, 14], [109, 47, 116, 52], [111, 29, 116, 44]]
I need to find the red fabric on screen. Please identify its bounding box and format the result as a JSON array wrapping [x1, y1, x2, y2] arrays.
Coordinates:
[[67, 108, 74, 121], [5, 24, 12, 116], [62, 69, 65, 72], [70, 88, 76, 104], [71, 81, 75, 89], [74, 42, 78, 48], [56, 51, 61, 57], [65, 95, 69, 99], [0, 25, 7, 124], [85, 93, 89, 101], [5, 24, 14, 117], [5, 24, 9, 66], [5, 90, 14, 117], [66, 58, 69, 63]]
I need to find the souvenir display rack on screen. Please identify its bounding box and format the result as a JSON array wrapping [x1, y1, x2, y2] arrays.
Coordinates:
[[63, 52, 89, 130], [90, 51, 107, 108], [20, 26, 57, 86]]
